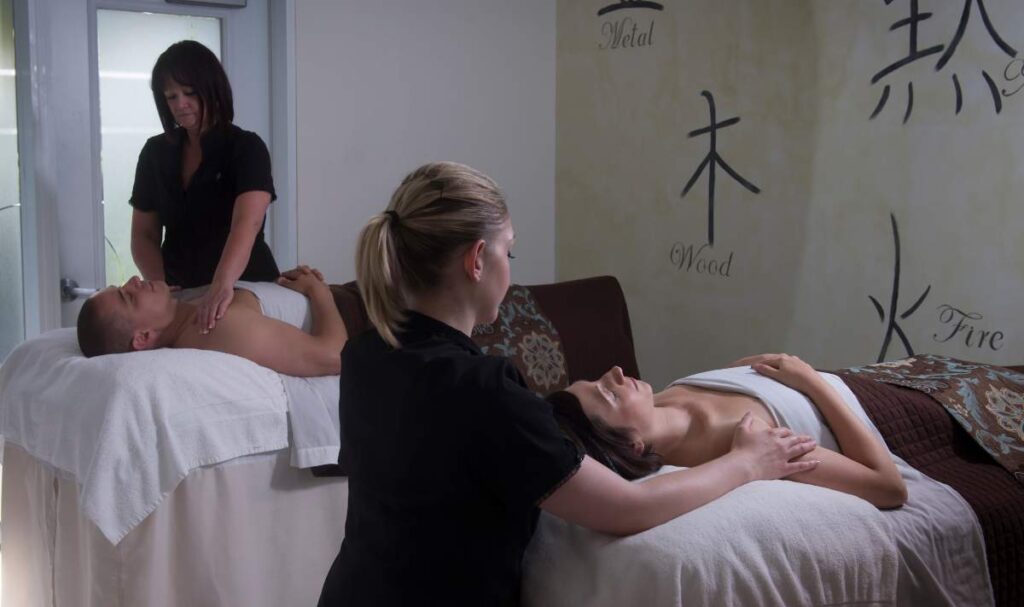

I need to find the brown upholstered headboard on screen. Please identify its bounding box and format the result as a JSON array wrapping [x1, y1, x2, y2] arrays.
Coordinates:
[[527, 276, 640, 382], [315, 276, 641, 476], [330, 275, 640, 384]]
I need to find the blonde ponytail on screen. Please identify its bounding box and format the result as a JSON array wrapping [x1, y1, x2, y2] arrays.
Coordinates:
[[355, 161, 509, 348], [355, 213, 406, 347]]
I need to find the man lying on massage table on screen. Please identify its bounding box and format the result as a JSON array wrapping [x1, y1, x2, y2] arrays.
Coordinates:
[[76, 265, 346, 377]]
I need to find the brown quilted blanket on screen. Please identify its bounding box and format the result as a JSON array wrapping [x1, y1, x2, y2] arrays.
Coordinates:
[[838, 373, 1024, 607], [843, 356, 1024, 482]]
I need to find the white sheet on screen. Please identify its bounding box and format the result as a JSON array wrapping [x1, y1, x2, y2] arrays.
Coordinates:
[[2, 443, 349, 607], [674, 367, 993, 606], [0, 281, 342, 544], [525, 472, 899, 607]]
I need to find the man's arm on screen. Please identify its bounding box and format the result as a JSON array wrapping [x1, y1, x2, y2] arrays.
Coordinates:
[[287, 267, 349, 361]]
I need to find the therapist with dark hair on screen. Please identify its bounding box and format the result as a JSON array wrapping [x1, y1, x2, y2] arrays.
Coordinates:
[[130, 39, 279, 333]]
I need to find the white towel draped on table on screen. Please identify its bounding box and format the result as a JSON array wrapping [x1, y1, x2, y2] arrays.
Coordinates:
[[0, 281, 340, 545]]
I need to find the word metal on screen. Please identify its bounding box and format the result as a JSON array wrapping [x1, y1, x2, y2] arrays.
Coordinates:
[[599, 17, 654, 50]]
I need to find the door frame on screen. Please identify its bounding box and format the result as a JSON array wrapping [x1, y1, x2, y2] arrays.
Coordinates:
[[12, 0, 296, 336]]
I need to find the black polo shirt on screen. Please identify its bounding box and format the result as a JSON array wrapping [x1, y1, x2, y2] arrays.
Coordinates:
[[129, 124, 279, 288], [319, 312, 583, 607]]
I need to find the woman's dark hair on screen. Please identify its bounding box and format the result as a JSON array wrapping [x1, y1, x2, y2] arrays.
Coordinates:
[[151, 40, 234, 135], [547, 390, 662, 481]]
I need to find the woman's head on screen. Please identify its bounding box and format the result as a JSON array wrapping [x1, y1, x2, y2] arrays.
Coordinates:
[[356, 162, 511, 347], [548, 366, 662, 480], [151, 40, 233, 135]]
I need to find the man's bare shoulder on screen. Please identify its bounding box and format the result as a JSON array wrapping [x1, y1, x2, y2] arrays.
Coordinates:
[[174, 297, 268, 353], [231, 288, 262, 312]]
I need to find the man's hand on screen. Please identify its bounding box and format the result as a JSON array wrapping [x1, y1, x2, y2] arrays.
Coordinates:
[[730, 412, 819, 481], [277, 265, 327, 297]]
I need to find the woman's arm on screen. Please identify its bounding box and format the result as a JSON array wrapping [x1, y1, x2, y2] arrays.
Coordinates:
[[194, 190, 272, 331], [130, 209, 166, 282], [743, 354, 907, 508], [541, 412, 819, 536]]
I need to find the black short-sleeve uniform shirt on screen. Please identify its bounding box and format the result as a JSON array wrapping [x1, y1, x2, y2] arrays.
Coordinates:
[[318, 312, 583, 607], [129, 124, 279, 288]]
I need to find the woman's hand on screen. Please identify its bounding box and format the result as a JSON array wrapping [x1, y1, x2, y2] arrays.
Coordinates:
[[277, 265, 326, 296], [738, 353, 826, 396], [193, 280, 234, 333], [730, 412, 819, 481]]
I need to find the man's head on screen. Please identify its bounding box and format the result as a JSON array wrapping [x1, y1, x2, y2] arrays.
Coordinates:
[[77, 277, 177, 357]]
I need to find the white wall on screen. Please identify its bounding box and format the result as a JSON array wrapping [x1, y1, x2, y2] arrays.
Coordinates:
[[295, 0, 556, 285]]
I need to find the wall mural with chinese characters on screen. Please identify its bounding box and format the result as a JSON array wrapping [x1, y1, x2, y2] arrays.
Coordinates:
[[556, 0, 1024, 387], [870, 0, 1016, 121]]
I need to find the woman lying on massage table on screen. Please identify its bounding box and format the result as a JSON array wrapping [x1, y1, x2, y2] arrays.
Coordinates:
[[549, 354, 907, 509]]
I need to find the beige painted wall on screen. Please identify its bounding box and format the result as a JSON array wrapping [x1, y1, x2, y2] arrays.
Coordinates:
[[295, 0, 556, 285], [557, 1, 1024, 386]]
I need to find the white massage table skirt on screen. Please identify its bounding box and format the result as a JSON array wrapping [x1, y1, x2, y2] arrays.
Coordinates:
[[1, 444, 349, 607]]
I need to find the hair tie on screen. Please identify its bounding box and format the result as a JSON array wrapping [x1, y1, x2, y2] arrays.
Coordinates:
[[384, 210, 401, 226]]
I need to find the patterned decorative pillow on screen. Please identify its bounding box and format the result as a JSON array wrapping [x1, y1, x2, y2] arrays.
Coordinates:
[[472, 285, 570, 394]]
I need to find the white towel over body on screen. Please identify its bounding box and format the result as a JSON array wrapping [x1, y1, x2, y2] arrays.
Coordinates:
[[671, 366, 879, 450]]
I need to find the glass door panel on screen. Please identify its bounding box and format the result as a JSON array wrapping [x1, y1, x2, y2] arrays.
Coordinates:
[[0, 0, 23, 361], [96, 10, 220, 285]]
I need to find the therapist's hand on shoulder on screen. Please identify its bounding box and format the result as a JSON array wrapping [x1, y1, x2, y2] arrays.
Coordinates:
[[730, 412, 818, 481], [194, 280, 235, 334]]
